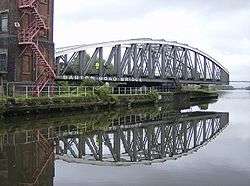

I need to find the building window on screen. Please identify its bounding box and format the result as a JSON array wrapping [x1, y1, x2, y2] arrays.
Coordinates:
[[0, 12, 8, 32], [22, 55, 32, 75], [0, 52, 7, 72]]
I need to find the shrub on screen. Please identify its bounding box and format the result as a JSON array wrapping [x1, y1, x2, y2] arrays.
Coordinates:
[[0, 98, 7, 105], [146, 91, 159, 102], [84, 94, 99, 102], [199, 85, 209, 91], [52, 96, 77, 104], [35, 97, 51, 105], [109, 95, 118, 103], [52, 96, 66, 104], [0, 98, 7, 113], [13, 97, 52, 106], [51, 94, 99, 105], [80, 79, 103, 86], [14, 97, 29, 106], [56, 81, 69, 87], [95, 85, 114, 103]]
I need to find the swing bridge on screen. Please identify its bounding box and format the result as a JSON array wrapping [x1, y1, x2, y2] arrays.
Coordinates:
[[55, 38, 229, 86]]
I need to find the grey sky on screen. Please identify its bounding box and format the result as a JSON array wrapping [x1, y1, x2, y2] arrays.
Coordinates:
[[54, 0, 250, 81]]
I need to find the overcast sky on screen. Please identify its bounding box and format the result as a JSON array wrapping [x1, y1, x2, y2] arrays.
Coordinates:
[[54, 0, 250, 81]]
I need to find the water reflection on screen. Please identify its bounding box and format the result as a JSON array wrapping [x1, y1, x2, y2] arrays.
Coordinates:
[[0, 107, 229, 185], [0, 130, 54, 185], [56, 111, 229, 165]]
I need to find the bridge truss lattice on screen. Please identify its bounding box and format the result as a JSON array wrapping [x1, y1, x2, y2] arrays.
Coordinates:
[[55, 38, 229, 85]]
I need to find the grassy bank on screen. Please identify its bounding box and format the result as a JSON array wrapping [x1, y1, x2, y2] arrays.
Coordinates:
[[0, 85, 218, 117], [182, 89, 218, 100], [0, 90, 159, 116]]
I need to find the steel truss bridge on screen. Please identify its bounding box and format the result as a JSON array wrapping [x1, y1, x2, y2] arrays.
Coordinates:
[[55, 38, 229, 85], [0, 111, 229, 166]]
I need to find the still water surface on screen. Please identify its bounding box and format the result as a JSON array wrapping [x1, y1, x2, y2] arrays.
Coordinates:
[[0, 90, 249, 186], [54, 90, 250, 186]]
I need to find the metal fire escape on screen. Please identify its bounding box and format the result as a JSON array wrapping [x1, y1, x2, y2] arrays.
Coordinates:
[[18, 0, 55, 96]]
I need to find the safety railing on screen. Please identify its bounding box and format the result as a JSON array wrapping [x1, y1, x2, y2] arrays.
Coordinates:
[[4, 83, 173, 98], [18, 0, 54, 96]]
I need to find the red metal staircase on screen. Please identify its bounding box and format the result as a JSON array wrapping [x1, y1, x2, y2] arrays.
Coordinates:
[[18, 0, 55, 96]]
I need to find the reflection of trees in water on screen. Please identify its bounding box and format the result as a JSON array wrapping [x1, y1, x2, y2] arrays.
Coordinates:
[[0, 106, 181, 134]]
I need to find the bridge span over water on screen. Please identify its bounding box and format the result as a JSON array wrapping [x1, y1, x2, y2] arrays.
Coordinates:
[[55, 38, 229, 85]]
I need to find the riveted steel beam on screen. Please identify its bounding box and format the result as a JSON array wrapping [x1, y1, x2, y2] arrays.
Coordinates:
[[55, 39, 229, 85]]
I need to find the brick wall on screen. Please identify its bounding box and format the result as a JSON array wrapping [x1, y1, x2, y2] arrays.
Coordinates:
[[0, 0, 54, 83]]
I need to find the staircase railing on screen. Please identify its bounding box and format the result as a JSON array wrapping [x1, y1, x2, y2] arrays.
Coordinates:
[[18, 0, 55, 96]]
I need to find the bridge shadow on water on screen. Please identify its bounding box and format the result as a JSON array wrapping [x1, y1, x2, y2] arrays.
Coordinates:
[[0, 102, 229, 185]]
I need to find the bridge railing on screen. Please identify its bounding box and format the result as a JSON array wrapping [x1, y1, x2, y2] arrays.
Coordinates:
[[4, 83, 172, 98]]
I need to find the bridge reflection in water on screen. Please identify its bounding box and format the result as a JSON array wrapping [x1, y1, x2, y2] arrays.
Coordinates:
[[0, 109, 229, 185], [56, 111, 229, 165]]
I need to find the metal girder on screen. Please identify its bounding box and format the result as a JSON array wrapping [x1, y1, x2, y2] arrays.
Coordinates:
[[79, 50, 86, 76], [55, 39, 229, 85]]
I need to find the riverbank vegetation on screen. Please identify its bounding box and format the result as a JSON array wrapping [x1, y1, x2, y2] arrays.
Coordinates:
[[0, 85, 161, 116], [0, 80, 219, 117]]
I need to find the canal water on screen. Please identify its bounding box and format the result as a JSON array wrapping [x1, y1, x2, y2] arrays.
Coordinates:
[[0, 90, 250, 186]]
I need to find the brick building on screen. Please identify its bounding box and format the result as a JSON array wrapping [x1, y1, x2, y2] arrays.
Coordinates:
[[0, 0, 54, 91]]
